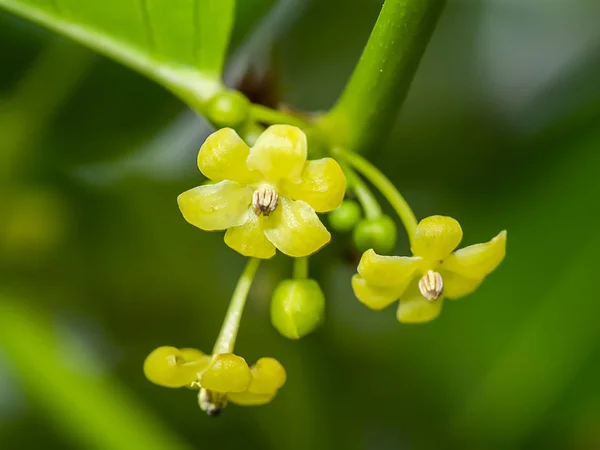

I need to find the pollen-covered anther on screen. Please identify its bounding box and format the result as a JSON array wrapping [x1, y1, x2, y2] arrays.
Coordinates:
[[418, 270, 444, 301], [199, 388, 228, 417], [252, 186, 279, 216]]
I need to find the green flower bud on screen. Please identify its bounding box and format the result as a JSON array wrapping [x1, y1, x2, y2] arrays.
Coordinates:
[[328, 199, 362, 233], [352, 215, 397, 254], [241, 122, 265, 147], [206, 90, 250, 128], [271, 279, 325, 339]]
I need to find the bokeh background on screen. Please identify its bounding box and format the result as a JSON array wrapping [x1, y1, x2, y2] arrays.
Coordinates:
[[2, 0, 600, 449]]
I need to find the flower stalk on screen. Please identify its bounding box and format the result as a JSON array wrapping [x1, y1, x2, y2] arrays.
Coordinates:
[[213, 258, 261, 354], [337, 148, 418, 242], [293, 257, 309, 279], [344, 165, 382, 220]]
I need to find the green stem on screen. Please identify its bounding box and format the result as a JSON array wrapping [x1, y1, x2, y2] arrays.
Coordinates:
[[293, 257, 309, 279], [321, 0, 446, 153], [212, 258, 261, 354], [0, 296, 191, 450], [250, 104, 312, 129], [344, 165, 382, 220], [340, 149, 418, 241]]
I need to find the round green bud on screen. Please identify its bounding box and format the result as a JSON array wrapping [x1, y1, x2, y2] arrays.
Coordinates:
[[271, 279, 325, 340], [352, 215, 397, 254], [328, 199, 362, 233], [242, 122, 265, 147], [206, 90, 250, 128]]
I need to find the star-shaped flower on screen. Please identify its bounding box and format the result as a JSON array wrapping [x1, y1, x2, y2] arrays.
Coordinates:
[[178, 125, 346, 258], [144, 346, 286, 415], [352, 215, 506, 323]]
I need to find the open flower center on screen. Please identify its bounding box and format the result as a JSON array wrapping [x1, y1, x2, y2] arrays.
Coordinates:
[[252, 186, 279, 216], [418, 270, 443, 301], [199, 388, 228, 417]]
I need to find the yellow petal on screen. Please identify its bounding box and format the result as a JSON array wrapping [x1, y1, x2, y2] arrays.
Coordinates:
[[397, 283, 443, 323], [263, 198, 330, 257], [179, 348, 208, 362], [178, 181, 252, 231], [246, 125, 307, 183], [224, 211, 276, 259], [439, 269, 482, 299], [228, 391, 276, 406], [197, 128, 258, 184], [357, 249, 422, 287], [411, 215, 463, 261], [442, 230, 507, 280], [200, 353, 252, 393], [352, 274, 404, 310], [280, 158, 346, 213], [143, 346, 210, 388], [247, 357, 287, 395]]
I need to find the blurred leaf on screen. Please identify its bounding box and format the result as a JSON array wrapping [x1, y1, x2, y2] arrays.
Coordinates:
[[0, 296, 192, 450], [0, 0, 236, 111]]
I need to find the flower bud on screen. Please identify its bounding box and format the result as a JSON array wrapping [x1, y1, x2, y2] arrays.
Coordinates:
[[271, 279, 325, 339], [328, 199, 362, 233], [206, 90, 250, 128], [352, 215, 397, 254]]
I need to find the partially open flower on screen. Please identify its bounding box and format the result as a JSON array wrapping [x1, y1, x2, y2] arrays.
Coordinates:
[[178, 125, 346, 258], [352, 216, 506, 323], [144, 346, 286, 415]]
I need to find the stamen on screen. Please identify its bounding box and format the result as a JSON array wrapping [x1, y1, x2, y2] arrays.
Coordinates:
[[418, 270, 443, 301], [252, 186, 279, 216], [199, 388, 228, 417]]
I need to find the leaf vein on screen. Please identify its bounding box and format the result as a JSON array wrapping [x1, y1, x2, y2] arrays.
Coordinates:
[[192, 0, 200, 67], [138, 0, 155, 54]]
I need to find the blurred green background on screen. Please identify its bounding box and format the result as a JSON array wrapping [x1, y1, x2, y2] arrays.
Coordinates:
[[2, 0, 600, 449]]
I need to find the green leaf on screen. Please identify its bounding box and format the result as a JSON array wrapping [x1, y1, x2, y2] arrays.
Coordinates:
[[0, 0, 236, 112]]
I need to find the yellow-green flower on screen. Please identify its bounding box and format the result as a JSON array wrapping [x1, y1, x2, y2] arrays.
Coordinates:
[[144, 346, 286, 415], [352, 216, 506, 323], [178, 125, 346, 258]]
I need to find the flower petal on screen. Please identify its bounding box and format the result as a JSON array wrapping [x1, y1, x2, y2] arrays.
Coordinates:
[[439, 269, 482, 299], [246, 125, 307, 183], [280, 158, 346, 213], [200, 353, 252, 393], [411, 215, 463, 261], [263, 198, 330, 257], [357, 249, 422, 287], [228, 391, 276, 406], [352, 274, 403, 310], [143, 346, 210, 388], [247, 357, 287, 395], [197, 128, 258, 184], [178, 181, 252, 231], [397, 283, 443, 323], [224, 212, 276, 259], [442, 230, 507, 280]]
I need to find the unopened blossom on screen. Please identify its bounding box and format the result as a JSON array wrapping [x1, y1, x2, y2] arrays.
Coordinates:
[[144, 346, 286, 415]]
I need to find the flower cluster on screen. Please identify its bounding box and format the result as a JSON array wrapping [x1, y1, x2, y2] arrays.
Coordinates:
[[144, 346, 286, 415], [352, 216, 506, 323], [178, 125, 346, 258], [146, 123, 508, 417]]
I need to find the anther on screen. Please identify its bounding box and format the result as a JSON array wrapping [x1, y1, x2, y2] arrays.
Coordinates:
[[418, 270, 443, 301], [252, 186, 279, 216]]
